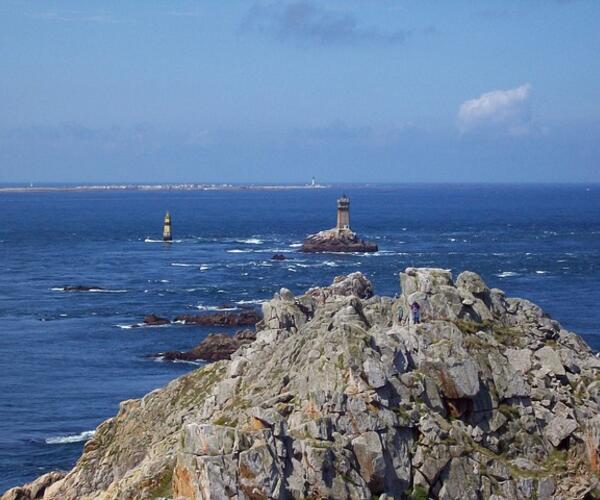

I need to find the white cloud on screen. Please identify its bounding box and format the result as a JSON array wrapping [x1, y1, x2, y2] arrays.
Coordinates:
[[457, 84, 532, 136]]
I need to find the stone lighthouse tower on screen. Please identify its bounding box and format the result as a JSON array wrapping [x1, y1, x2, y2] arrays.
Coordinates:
[[336, 195, 350, 232]]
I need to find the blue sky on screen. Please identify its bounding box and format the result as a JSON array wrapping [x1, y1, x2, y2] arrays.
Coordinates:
[[1, 0, 599, 183]]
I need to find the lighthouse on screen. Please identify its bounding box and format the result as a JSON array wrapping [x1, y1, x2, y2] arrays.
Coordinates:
[[162, 211, 172, 242], [336, 195, 350, 231]]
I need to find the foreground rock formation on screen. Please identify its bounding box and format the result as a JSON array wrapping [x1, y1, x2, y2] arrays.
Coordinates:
[[6, 268, 600, 499], [301, 228, 378, 253]]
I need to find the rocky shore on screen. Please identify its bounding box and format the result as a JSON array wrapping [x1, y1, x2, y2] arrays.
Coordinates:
[[130, 310, 262, 328], [6, 268, 600, 499], [157, 330, 257, 363], [301, 228, 378, 253]]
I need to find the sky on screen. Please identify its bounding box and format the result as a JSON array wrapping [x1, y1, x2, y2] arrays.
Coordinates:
[[1, 0, 599, 184]]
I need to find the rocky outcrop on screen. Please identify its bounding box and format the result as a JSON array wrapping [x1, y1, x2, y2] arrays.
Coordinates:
[[2, 472, 65, 500], [158, 330, 257, 362], [301, 228, 378, 253], [142, 314, 171, 326], [7, 269, 600, 499], [271, 254, 287, 261], [174, 310, 261, 327]]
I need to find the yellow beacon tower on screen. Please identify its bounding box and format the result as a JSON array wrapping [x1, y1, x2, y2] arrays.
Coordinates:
[[162, 211, 172, 242]]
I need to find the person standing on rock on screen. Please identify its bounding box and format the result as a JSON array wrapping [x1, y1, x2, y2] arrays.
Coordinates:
[[410, 301, 421, 324]]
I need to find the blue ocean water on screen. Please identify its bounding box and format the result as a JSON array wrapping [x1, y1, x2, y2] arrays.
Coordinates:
[[0, 184, 599, 491]]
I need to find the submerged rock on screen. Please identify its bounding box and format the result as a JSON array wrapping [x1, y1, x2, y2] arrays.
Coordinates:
[[271, 253, 287, 261], [8, 268, 600, 499], [301, 228, 378, 253], [59, 285, 104, 292]]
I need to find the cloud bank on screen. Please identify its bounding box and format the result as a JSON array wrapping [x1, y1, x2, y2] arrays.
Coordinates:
[[241, 1, 408, 46], [457, 84, 532, 136]]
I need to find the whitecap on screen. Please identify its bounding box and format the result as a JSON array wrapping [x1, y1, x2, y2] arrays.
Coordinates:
[[235, 299, 266, 305], [289, 243, 302, 248], [171, 262, 194, 267], [535, 271, 549, 274], [227, 249, 253, 253], [323, 261, 338, 267], [172, 359, 204, 366], [116, 323, 171, 329], [264, 248, 294, 253], [496, 271, 519, 278], [144, 238, 182, 243], [46, 430, 95, 445], [197, 305, 238, 312], [236, 238, 263, 245], [288, 267, 297, 272]]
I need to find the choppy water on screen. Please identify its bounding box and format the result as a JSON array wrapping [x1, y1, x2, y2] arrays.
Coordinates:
[[0, 184, 599, 491]]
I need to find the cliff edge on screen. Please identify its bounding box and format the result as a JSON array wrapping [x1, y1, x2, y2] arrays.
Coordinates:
[[5, 268, 600, 499]]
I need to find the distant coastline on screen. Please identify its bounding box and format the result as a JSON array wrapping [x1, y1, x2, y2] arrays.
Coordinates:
[[0, 183, 330, 193]]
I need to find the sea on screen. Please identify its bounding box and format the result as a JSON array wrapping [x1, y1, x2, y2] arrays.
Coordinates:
[[0, 184, 599, 491]]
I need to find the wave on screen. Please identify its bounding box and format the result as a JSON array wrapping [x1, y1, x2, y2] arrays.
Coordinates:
[[46, 430, 95, 445], [360, 251, 410, 258], [289, 243, 302, 248], [495, 271, 519, 278], [535, 270, 549, 274], [235, 238, 263, 245], [235, 299, 266, 305], [115, 323, 172, 329], [144, 238, 182, 243], [196, 305, 238, 312], [264, 248, 294, 253], [151, 355, 204, 366], [227, 249, 253, 253]]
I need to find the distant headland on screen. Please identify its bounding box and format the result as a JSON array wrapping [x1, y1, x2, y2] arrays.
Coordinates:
[[0, 182, 330, 193]]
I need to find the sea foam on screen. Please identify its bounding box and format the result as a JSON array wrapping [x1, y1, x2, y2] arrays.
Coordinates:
[[46, 430, 95, 445]]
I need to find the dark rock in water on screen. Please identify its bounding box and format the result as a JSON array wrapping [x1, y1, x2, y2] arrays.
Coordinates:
[[271, 254, 287, 261], [161, 330, 256, 362], [301, 228, 378, 253], [143, 314, 170, 326], [61, 285, 105, 292], [174, 310, 261, 327]]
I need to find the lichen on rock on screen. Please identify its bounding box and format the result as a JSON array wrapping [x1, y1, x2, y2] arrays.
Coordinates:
[[5, 268, 600, 499]]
